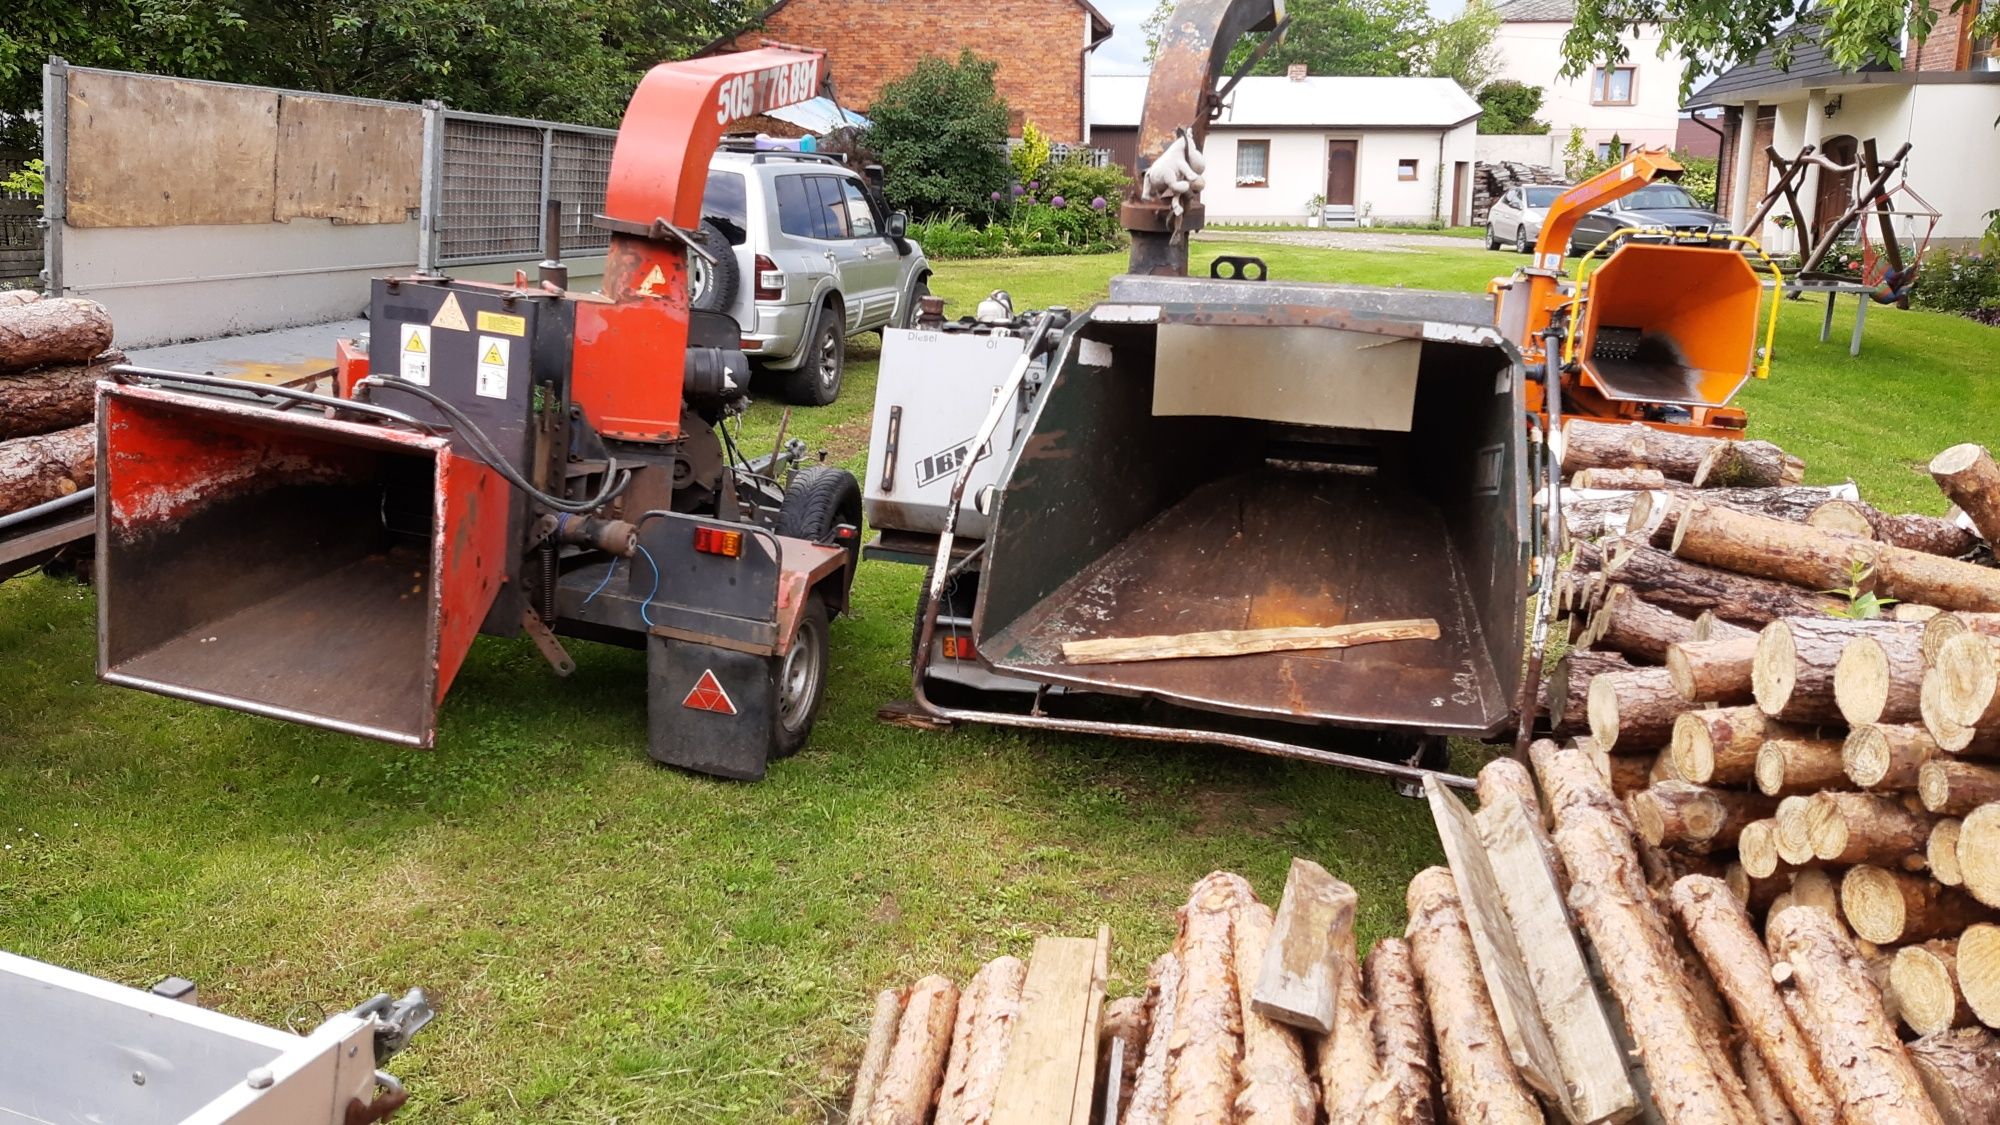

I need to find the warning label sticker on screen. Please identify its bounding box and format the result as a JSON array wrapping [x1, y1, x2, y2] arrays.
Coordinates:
[[397, 323, 430, 386], [638, 264, 668, 297], [475, 335, 509, 399], [477, 310, 525, 337], [431, 292, 469, 331]]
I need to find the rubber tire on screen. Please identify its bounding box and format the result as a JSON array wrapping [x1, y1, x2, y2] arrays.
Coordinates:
[[770, 593, 829, 758], [775, 465, 862, 545], [782, 303, 844, 405], [897, 279, 932, 329], [1516, 225, 1530, 254], [780, 465, 861, 615], [1485, 224, 1502, 251], [688, 219, 739, 313]]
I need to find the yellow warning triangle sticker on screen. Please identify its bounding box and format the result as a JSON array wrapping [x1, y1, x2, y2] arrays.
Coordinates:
[[638, 265, 667, 296], [403, 332, 426, 354], [481, 343, 504, 365], [431, 293, 469, 331]]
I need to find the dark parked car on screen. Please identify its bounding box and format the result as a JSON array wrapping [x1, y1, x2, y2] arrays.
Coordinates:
[[1567, 182, 1728, 258]]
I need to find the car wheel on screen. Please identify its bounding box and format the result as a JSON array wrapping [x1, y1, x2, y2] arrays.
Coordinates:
[[1485, 223, 1502, 251], [769, 593, 829, 759], [686, 219, 738, 313], [1516, 225, 1531, 254], [898, 280, 932, 329], [780, 303, 844, 406]]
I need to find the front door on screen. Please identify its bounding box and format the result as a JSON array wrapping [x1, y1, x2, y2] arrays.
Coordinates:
[[1326, 140, 1358, 206], [1814, 135, 1857, 240], [1451, 161, 1469, 226]]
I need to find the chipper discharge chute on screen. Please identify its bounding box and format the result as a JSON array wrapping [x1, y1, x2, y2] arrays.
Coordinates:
[[95, 47, 873, 779]]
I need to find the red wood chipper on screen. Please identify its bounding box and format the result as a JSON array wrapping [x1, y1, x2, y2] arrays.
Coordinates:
[[94, 49, 859, 779]]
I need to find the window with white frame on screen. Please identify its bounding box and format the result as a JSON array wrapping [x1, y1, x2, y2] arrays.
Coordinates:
[[1397, 158, 1419, 181], [1235, 139, 1270, 187], [1592, 66, 1636, 105]]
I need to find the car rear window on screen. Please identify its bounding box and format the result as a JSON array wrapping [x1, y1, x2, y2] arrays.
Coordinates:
[[775, 174, 852, 239], [1526, 187, 1563, 207], [1624, 184, 1699, 210], [702, 170, 748, 245]]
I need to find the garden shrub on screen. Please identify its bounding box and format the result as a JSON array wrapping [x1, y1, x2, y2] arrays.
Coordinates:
[[1910, 249, 2000, 319], [865, 51, 1011, 219]]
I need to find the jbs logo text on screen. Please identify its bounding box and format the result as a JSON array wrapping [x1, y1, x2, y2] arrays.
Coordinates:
[[715, 59, 822, 125]]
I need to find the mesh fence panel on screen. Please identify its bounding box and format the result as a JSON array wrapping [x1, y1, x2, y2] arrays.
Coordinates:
[[550, 133, 614, 255], [436, 115, 616, 265]]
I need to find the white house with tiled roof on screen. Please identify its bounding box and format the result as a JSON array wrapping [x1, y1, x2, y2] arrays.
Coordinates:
[[1491, 0, 1680, 156]]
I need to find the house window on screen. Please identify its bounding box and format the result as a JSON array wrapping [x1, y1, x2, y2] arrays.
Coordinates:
[[1235, 139, 1270, 187], [1592, 66, 1636, 105], [1972, 0, 1997, 68], [1595, 140, 1628, 161], [1397, 158, 1419, 181]]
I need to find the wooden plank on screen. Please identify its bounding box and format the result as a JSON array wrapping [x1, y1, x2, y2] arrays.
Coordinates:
[[66, 71, 277, 228], [1424, 774, 1564, 1104], [1249, 856, 1354, 1034], [1067, 925, 1111, 1125], [1060, 617, 1439, 665], [273, 95, 423, 225], [1483, 790, 1643, 1123], [990, 936, 1101, 1125]]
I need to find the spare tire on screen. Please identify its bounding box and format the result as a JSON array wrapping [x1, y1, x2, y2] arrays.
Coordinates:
[[688, 219, 740, 312]]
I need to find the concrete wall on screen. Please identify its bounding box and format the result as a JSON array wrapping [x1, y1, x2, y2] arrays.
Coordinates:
[[1475, 133, 1563, 168], [1492, 20, 1679, 150], [1205, 124, 1477, 224]]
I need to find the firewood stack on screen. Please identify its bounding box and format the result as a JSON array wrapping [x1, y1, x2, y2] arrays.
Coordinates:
[[0, 292, 120, 517], [1549, 434, 2000, 1122]]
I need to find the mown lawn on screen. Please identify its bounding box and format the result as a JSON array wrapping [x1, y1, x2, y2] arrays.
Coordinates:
[[1, 235, 1992, 1121]]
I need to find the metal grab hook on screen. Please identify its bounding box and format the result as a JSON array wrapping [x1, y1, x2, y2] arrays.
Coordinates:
[[344, 1071, 409, 1125]]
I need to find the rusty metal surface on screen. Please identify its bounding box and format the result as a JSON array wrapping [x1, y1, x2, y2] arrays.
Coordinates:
[[982, 469, 1507, 734]]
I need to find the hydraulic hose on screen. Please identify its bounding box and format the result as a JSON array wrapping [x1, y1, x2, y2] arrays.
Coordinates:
[[357, 377, 630, 514]]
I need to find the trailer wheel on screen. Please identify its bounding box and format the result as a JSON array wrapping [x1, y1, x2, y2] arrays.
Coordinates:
[[771, 593, 829, 758], [778, 465, 860, 609]]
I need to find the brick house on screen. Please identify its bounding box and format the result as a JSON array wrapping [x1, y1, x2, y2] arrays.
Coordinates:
[[1687, 1, 1999, 250], [699, 0, 1114, 141]]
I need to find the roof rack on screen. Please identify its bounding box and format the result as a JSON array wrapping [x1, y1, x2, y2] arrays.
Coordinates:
[[715, 140, 847, 166]]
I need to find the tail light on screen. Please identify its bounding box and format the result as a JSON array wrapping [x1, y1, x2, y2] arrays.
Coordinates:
[[694, 526, 744, 558], [942, 635, 977, 661], [754, 255, 785, 301]]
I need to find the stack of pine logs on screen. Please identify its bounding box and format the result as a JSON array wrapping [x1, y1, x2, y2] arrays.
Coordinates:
[[0, 291, 119, 517], [1552, 433, 2000, 1121]]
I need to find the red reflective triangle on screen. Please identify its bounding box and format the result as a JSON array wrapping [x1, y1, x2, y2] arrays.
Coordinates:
[[682, 668, 737, 715]]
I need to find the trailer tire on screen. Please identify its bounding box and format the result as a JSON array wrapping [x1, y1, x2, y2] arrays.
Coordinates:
[[771, 592, 829, 758], [778, 465, 861, 609]]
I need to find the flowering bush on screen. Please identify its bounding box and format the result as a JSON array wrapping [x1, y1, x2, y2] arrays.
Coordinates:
[[909, 155, 1130, 258], [1909, 249, 2000, 322]]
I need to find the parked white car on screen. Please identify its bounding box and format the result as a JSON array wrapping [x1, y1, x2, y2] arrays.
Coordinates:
[[694, 148, 932, 405], [1485, 184, 1569, 254]]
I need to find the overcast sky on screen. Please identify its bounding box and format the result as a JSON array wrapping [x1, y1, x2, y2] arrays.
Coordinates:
[[1090, 0, 1465, 73]]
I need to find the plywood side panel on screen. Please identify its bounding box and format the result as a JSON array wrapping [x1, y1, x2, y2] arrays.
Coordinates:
[[274, 96, 422, 225], [65, 71, 278, 228]]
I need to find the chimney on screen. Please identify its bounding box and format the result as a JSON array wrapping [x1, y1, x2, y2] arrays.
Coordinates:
[[1287, 63, 1308, 81]]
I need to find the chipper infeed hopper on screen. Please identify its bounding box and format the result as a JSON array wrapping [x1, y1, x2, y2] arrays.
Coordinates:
[[902, 273, 1533, 769]]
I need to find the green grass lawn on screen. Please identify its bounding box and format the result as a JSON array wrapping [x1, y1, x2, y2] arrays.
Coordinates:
[[1, 236, 1992, 1121]]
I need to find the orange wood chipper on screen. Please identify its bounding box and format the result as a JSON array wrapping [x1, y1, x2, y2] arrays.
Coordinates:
[[94, 48, 870, 780]]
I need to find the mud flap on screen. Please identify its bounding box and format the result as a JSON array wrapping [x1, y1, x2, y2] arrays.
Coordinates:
[[646, 636, 778, 781]]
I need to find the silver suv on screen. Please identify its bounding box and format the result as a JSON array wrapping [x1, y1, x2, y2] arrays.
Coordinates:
[[695, 149, 931, 405]]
